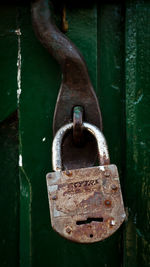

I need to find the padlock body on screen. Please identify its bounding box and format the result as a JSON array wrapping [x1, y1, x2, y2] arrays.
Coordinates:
[[46, 164, 126, 243]]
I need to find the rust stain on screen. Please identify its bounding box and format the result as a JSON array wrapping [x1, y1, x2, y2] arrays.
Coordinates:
[[64, 170, 72, 177], [104, 199, 112, 207], [46, 164, 126, 243], [111, 184, 118, 190]]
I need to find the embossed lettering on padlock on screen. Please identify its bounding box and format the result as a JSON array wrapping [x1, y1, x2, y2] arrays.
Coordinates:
[[46, 123, 126, 243]]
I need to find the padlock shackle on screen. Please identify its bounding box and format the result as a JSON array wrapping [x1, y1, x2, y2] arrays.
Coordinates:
[[52, 122, 110, 171]]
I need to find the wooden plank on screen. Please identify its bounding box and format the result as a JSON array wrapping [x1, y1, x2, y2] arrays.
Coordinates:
[[98, 3, 125, 266], [124, 1, 150, 266], [0, 6, 19, 267], [0, 5, 18, 122]]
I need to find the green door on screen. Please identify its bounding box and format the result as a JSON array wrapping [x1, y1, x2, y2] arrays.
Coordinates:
[[0, 1, 150, 267]]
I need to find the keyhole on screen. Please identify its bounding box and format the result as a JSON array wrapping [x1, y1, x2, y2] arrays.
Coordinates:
[[76, 217, 103, 225]]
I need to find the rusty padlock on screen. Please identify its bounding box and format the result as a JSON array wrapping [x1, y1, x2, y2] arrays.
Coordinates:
[[46, 122, 126, 243]]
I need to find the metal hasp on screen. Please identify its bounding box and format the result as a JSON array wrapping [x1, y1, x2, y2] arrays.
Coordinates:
[[46, 123, 126, 243], [31, 0, 102, 169]]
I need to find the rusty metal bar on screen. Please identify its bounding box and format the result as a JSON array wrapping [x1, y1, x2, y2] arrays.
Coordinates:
[[31, 0, 102, 169], [31, 0, 102, 131]]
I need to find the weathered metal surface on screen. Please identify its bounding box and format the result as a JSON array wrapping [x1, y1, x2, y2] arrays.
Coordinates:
[[31, 0, 102, 169], [46, 122, 125, 243], [73, 106, 83, 146], [46, 165, 126, 243], [52, 122, 110, 172]]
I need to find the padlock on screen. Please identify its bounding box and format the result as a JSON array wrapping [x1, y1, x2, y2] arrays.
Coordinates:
[[46, 122, 126, 243]]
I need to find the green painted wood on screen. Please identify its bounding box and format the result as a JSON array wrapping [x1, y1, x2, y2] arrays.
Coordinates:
[[0, 6, 18, 122], [19, 6, 61, 267], [0, 113, 19, 267], [0, 5, 19, 267], [19, 3, 124, 267], [124, 1, 150, 266]]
